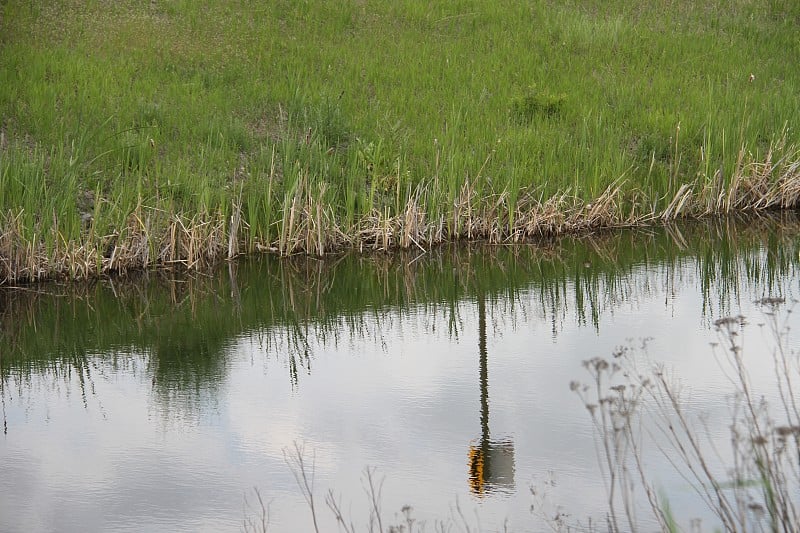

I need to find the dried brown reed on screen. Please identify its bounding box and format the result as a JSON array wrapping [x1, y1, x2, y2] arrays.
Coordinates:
[[3, 142, 800, 285], [278, 175, 346, 257]]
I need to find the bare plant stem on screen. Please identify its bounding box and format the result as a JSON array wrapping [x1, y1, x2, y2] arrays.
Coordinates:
[[283, 441, 320, 533], [243, 487, 271, 533], [363, 466, 385, 533]]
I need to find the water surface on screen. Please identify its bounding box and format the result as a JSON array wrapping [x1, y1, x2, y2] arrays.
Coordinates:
[[2, 214, 799, 532]]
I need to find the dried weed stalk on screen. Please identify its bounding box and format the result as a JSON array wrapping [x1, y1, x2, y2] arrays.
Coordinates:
[[568, 298, 800, 532], [3, 137, 800, 284]]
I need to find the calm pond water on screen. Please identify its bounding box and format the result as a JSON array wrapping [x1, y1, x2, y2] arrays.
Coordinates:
[[2, 214, 800, 532]]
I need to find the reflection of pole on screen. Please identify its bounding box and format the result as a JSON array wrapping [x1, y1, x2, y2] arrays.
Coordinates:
[[469, 291, 490, 495], [469, 289, 515, 496], [478, 291, 489, 444]]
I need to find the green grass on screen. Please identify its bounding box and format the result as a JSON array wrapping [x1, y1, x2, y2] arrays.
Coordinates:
[[2, 0, 800, 280]]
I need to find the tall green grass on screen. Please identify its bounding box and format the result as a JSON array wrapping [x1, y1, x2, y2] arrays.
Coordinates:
[[2, 0, 800, 280]]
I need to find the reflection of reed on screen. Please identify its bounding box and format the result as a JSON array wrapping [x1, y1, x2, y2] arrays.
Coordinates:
[[0, 343, 107, 433], [0, 328, 6, 434], [1, 213, 799, 415]]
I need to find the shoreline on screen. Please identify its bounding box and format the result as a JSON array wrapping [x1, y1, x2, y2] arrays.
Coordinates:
[[3, 156, 799, 286]]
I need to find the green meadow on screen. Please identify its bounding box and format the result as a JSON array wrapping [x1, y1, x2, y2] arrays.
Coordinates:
[[2, 0, 800, 281]]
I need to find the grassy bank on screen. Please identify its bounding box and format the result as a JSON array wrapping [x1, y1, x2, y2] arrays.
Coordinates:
[[2, 0, 800, 283]]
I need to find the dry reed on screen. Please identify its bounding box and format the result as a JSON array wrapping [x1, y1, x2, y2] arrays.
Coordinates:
[[2, 142, 800, 285]]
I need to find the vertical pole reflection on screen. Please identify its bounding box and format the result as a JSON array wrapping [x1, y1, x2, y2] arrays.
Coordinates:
[[478, 291, 490, 445], [469, 290, 514, 496]]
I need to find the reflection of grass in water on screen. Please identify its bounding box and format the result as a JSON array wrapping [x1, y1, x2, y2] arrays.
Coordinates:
[[0, 214, 799, 416], [0, 344, 111, 435]]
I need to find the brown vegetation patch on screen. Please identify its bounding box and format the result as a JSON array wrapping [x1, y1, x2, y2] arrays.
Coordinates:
[[2, 142, 800, 285]]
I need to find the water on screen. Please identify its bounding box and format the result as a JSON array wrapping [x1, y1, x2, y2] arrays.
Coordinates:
[[1, 214, 799, 532]]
